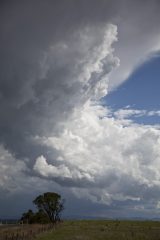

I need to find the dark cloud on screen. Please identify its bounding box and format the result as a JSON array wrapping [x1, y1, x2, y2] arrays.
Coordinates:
[[1, 0, 160, 218], [0, 0, 119, 166]]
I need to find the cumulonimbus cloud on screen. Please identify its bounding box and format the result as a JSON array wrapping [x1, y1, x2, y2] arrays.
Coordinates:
[[1, 0, 160, 217], [32, 23, 160, 209], [34, 102, 160, 206]]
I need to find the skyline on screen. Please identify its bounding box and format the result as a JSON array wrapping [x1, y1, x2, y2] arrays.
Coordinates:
[[0, 0, 160, 219]]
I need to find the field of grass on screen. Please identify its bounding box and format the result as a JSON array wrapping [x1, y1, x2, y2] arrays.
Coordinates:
[[36, 220, 160, 240], [0, 224, 52, 240]]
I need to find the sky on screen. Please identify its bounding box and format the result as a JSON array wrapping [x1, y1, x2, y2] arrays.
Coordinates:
[[0, 0, 160, 219], [105, 54, 160, 125]]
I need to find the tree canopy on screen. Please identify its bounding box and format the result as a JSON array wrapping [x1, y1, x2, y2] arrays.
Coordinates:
[[21, 209, 50, 224], [20, 192, 64, 224], [33, 192, 64, 223]]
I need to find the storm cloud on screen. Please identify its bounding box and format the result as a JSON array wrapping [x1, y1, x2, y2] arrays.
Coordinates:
[[1, 0, 160, 218]]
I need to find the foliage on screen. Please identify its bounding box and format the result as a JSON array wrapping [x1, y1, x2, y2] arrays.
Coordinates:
[[33, 192, 64, 223], [21, 209, 34, 224], [20, 192, 64, 224], [31, 210, 50, 224], [20, 209, 50, 224]]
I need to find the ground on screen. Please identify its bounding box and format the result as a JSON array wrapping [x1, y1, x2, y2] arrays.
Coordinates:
[[35, 220, 160, 240]]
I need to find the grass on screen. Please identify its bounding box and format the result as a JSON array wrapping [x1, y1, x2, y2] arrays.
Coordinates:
[[0, 224, 52, 239], [35, 220, 160, 240]]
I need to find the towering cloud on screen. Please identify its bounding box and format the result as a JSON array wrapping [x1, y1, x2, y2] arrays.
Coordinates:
[[0, 0, 160, 217]]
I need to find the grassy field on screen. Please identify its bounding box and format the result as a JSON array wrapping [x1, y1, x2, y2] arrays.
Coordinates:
[[0, 224, 52, 240], [35, 220, 160, 240]]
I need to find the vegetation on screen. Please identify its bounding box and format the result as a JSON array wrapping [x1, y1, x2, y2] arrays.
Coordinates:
[[35, 220, 160, 240], [7, 193, 160, 240], [20, 192, 64, 224], [0, 224, 53, 240], [33, 192, 64, 223], [21, 209, 50, 224]]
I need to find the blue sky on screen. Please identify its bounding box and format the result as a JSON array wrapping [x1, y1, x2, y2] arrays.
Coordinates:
[[104, 54, 160, 125]]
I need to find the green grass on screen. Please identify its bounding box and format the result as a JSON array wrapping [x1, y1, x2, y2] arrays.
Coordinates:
[[35, 220, 160, 240]]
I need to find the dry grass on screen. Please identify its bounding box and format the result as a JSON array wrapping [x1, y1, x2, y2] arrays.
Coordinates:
[[0, 223, 53, 240], [35, 220, 160, 240]]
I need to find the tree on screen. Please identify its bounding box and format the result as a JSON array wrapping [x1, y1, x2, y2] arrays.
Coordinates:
[[33, 192, 64, 223], [31, 210, 50, 224], [20, 209, 50, 224], [21, 209, 34, 224]]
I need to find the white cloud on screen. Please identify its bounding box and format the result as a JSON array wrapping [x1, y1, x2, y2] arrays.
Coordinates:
[[40, 23, 119, 106], [0, 23, 119, 199], [147, 111, 160, 117], [108, 0, 160, 90], [34, 102, 160, 206], [113, 108, 160, 120], [30, 21, 160, 210], [0, 145, 27, 193], [34, 155, 71, 178], [114, 109, 147, 119]]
